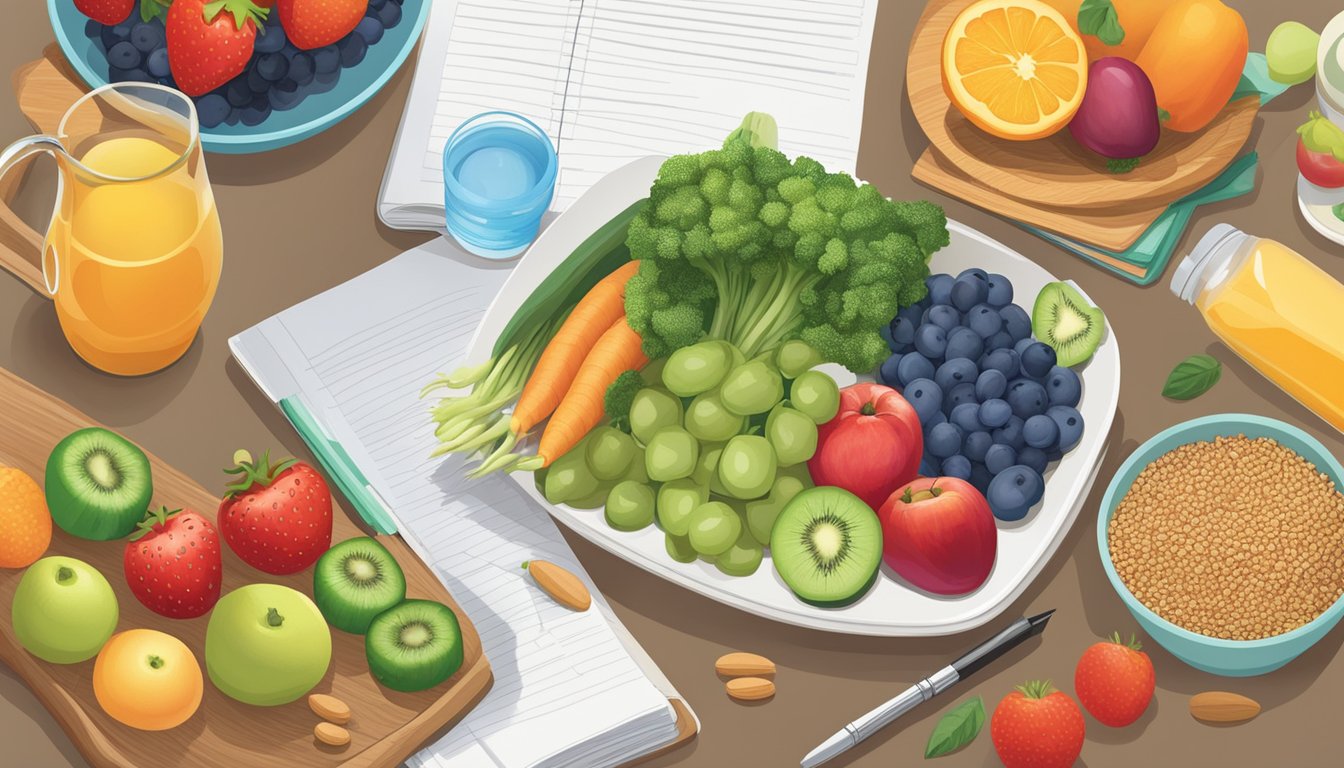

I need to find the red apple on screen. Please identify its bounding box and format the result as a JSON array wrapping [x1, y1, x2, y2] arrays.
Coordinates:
[[808, 383, 922, 511], [878, 477, 996, 596]]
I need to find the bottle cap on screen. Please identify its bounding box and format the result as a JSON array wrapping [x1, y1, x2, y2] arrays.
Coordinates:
[[1171, 224, 1247, 304]]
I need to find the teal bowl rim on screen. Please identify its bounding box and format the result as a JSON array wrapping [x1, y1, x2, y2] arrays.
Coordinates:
[[1097, 413, 1344, 652], [46, 0, 429, 154]]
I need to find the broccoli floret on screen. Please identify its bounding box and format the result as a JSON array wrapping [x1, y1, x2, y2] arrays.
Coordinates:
[[604, 370, 644, 429], [623, 113, 949, 373]]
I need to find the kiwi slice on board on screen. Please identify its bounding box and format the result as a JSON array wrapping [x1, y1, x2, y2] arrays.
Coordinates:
[[314, 537, 407, 634], [1032, 282, 1105, 367], [770, 487, 881, 607], [365, 599, 464, 692], [45, 428, 153, 541]]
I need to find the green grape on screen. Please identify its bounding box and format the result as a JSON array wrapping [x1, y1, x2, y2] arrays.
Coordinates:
[[715, 531, 765, 577], [1266, 21, 1319, 85], [605, 481, 656, 531], [629, 388, 683, 445], [765, 405, 819, 466], [719, 361, 785, 416], [640, 358, 667, 387], [644, 426, 699, 482], [533, 466, 549, 496], [691, 442, 732, 496], [665, 532, 697, 563], [662, 342, 732, 397], [745, 474, 808, 546], [717, 435, 777, 500], [586, 426, 636, 481], [543, 447, 600, 504], [621, 446, 649, 484], [687, 501, 741, 556], [569, 482, 613, 510], [684, 390, 746, 443], [791, 370, 840, 424], [776, 339, 823, 379], [777, 460, 815, 488], [708, 340, 746, 369], [657, 479, 707, 536]]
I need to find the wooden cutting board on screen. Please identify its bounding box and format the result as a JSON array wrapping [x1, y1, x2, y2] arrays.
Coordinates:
[[0, 366, 492, 768]]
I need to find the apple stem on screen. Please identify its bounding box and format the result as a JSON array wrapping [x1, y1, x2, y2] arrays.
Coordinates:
[[147, 655, 164, 670], [267, 607, 285, 627], [56, 566, 74, 584]]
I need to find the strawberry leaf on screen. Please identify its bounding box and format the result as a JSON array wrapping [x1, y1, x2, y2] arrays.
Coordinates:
[[140, 0, 170, 23]]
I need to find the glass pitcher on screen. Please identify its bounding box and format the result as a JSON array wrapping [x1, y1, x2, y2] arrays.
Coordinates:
[[0, 83, 223, 376]]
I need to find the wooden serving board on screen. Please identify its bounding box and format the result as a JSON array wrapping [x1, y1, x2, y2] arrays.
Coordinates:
[[0, 366, 492, 768]]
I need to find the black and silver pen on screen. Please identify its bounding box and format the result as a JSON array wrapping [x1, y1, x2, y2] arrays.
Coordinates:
[[800, 609, 1056, 768]]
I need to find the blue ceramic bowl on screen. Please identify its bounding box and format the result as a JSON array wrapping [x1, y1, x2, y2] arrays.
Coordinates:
[[1098, 414, 1344, 677], [47, 0, 428, 154]]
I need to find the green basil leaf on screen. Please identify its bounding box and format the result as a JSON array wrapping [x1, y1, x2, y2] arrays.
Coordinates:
[[924, 697, 985, 759], [1162, 355, 1222, 400], [1078, 0, 1124, 47]]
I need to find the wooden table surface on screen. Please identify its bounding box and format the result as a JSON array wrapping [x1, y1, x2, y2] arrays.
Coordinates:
[[3, 2, 1343, 766]]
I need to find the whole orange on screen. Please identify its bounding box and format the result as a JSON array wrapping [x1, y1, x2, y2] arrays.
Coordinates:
[[0, 468, 53, 568], [93, 629, 203, 731]]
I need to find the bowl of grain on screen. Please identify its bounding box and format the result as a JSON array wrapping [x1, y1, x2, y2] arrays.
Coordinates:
[[1098, 414, 1344, 677]]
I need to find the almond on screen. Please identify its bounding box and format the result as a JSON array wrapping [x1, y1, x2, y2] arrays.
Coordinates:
[[726, 677, 776, 702], [1189, 691, 1260, 723], [715, 652, 776, 678], [314, 722, 351, 747], [525, 560, 591, 611], [308, 693, 351, 724]]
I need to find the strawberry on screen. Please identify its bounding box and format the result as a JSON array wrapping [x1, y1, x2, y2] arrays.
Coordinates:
[[990, 681, 1085, 768], [218, 450, 333, 575], [123, 507, 223, 619], [1074, 632, 1155, 727], [277, 0, 365, 50], [166, 0, 270, 97], [75, 0, 134, 25]]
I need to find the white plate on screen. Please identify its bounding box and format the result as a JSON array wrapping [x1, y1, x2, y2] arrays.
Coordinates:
[[1297, 174, 1344, 247], [467, 157, 1121, 636]]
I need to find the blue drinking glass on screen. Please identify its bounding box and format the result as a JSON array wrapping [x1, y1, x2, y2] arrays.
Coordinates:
[[442, 111, 558, 259]]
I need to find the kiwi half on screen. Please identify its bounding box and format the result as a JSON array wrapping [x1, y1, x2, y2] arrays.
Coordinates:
[[45, 428, 153, 541], [365, 600, 464, 692], [313, 537, 407, 634], [1032, 282, 1105, 367], [770, 487, 881, 607]]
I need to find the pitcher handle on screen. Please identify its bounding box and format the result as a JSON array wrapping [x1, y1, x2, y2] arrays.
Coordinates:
[[0, 135, 62, 297]]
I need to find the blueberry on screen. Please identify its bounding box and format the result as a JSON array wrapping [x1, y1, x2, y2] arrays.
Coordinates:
[[926, 274, 954, 306], [340, 31, 369, 67], [969, 461, 994, 495], [927, 423, 965, 459], [1006, 379, 1048, 419], [101, 22, 132, 51], [986, 273, 1014, 307], [255, 25, 287, 54], [993, 416, 1026, 450], [194, 93, 230, 129], [226, 77, 254, 107], [225, 108, 241, 126], [356, 16, 384, 45], [966, 304, 1003, 339], [889, 316, 917, 352], [880, 354, 904, 387], [1017, 446, 1049, 475], [146, 47, 171, 78], [896, 353, 936, 387], [981, 349, 1020, 378], [975, 369, 1008, 401], [914, 323, 948, 359], [978, 399, 1012, 429], [951, 274, 989, 313], [248, 67, 271, 93], [950, 402, 983, 434], [377, 0, 402, 27], [256, 52, 289, 81], [985, 330, 1014, 351], [369, 0, 387, 8], [945, 327, 984, 362], [1045, 366, 1082, 407], [241, 102, 272, 126], [130, 22, 164, 53], [987, 466, 1044, 521], [269, 78, 303, 110], [964, 431, 994, 463], [1023, 414, 1060, 450], [1020, 342, 1058, 379], [1047, 406, 1085, 452], [109, 66, 151, 83], [926, 305, 960, 331], [1014, 336, 1037, 358], [923, 411, 948, 436], [985, 444, 1017, 475], [108, 41, 142, 70], [904, 378, 943, 425], [958, 268, 989, 282], [935, 358, 978, 392], [85, 18, 101, 41], [1000, 305, 1033, 341], [944, 383, 978, 415], [941, 455, 973, 481], [312, 44, 341, 73]]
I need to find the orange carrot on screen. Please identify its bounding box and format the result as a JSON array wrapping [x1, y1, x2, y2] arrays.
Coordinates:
[[510, 261, 641, 436], [538, 316, 648, 466]]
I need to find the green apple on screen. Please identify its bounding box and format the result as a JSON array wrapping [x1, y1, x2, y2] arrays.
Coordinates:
[[12, 556, 118, 664], [205, 584, 332, 706]]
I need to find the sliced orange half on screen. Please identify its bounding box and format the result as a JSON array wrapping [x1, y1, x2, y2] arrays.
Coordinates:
[[941, 0, 1088, 141]]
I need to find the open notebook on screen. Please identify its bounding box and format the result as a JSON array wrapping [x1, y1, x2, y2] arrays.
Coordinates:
[[378, 0, 879, 229], [228, 237, 695, 768]]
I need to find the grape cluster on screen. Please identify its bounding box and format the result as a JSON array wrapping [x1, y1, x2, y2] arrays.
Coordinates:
[[538, 340, 840, 578], [84, 0, 404, 129]]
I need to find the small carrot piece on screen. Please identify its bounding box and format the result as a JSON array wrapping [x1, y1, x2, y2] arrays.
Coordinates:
[[510, 261, 640, 436], [537, 316, 648, 466]]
